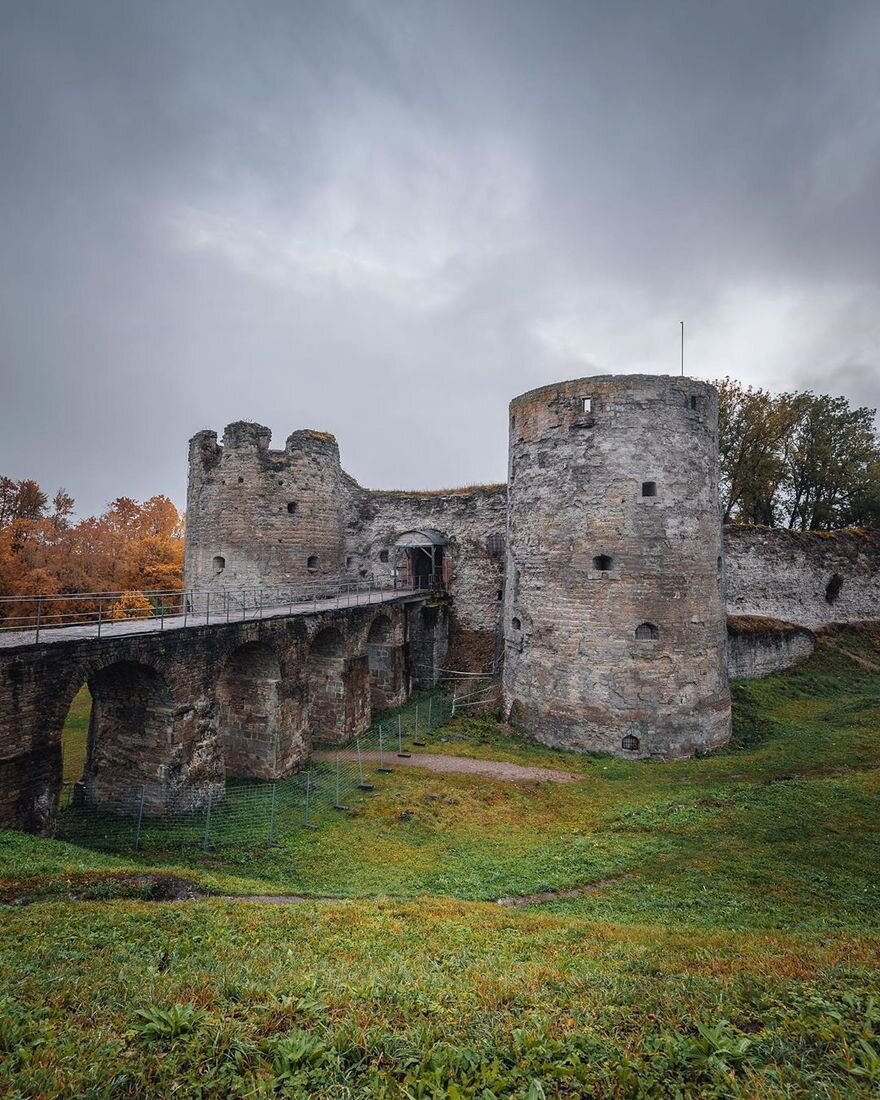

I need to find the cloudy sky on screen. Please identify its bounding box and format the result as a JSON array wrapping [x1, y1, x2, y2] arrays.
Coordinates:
[[1, 1, 879, 516]]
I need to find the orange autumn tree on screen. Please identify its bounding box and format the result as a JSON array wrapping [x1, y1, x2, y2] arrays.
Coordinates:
[[0, 479, 185, 624]]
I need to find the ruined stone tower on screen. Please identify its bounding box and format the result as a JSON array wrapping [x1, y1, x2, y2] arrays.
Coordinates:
[[185, 422, 355, 591], [502, 375, 731, 758]]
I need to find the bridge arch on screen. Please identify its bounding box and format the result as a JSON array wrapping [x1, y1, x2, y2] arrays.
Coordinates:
[[78, 660, 176, 813], [217, 641, 284, 779]]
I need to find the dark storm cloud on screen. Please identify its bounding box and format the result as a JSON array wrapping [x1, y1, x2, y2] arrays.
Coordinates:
[[1, 0, 878, 515]]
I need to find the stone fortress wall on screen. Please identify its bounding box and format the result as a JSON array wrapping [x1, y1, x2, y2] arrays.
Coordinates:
[[185, 422, 507, 673], [185, 380, 880, 758], [724, 526, 880, 628]]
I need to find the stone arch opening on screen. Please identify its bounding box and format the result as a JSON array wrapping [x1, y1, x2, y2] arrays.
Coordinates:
[[394, 530, 447, 589], [825, 573, 843, 605], [80, 661, 175, 812], [634, 622, 659, 641], [367, 614, 404, 710], [217, 641, 283, 779], [60, 683, 91, 807]]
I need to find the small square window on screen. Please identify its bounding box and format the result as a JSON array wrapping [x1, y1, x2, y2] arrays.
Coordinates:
[[642, 481, 657, 497], [581, 396, 592, 413]]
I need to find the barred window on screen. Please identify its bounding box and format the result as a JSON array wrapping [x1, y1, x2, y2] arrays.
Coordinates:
[[621, 734, 640, 751], [635, 622, 659, 640]]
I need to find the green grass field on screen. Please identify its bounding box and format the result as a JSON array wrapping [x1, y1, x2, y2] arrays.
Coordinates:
[[2, 629, 879, 1096]]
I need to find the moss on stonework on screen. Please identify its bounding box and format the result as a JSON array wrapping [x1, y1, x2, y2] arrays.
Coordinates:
[[371, 483, 507, 498], [727, 615, 808, 637]]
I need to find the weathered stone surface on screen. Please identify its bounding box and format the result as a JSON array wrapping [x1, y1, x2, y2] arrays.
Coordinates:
[[502, 376, 731, 759], [725, 526, 880, 628], [185, 423, 505, 672], [0, 596, 447, 833], [726, 616, 815, 679]]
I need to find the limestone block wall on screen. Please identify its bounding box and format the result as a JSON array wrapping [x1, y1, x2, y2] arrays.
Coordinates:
[[724, 526, 880, 628], [503, 375, 731, 759], [185, 423, 359, 592], [726, 617, 816, 679], [347, 488, 507, 671], [185, 421, 507, 673]]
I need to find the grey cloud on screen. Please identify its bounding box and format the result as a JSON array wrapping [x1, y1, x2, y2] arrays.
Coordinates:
[[1, 0, 878, 516]]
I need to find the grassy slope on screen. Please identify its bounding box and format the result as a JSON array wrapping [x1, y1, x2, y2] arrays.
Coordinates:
[[1, 630, 879, 1096]]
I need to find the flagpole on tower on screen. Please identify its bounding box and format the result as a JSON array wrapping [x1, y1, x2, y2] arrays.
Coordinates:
[[680, 320, 684, 377]]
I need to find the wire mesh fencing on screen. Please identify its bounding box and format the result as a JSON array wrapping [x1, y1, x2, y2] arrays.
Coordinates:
[[52, 686, 490, 855]]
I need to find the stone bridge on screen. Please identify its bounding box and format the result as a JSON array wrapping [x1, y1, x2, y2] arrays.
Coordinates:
[[0, 590, 449, 833]]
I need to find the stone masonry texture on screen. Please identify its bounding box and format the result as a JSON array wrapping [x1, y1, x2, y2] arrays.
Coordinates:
[[0, 596, 447, 833], [502, 376, 731, 759], [185, 421, 505, 673], [5, 373, 880, 834]]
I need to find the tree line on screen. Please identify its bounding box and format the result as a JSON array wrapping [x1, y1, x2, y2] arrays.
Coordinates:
[[715, 379, 879, 531], [0, 478, 184, 617]]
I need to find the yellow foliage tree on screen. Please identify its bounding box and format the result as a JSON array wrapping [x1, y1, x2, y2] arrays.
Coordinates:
[[108, 591, 154, 620]]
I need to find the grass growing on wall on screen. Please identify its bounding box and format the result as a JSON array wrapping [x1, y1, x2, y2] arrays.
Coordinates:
[[2, 628, 879, 1095]]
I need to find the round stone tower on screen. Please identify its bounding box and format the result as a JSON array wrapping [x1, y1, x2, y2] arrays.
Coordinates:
[[502, 375, 730, 759]]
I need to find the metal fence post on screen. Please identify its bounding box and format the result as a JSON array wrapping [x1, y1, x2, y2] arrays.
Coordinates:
[[397, 714, 411, 758], [303, 767, 319, 829], [134, 786, 146, 851], [333, 753, 349, 810], [356, 738, 374, 791], [34, 596, 42, 643], [267, 783, 277, 846], [413, 702, 426, 747], [97, 597, 103, 639], [202, 789, 212, 850], [205, 591, 210, 625], [377, 724, 392, 773]]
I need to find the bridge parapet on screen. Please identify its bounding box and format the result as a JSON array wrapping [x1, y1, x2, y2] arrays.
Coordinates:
[[0, 573, 444, 648]]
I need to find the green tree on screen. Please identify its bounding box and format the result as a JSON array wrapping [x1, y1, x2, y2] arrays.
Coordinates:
[[715, 379, 800, 525], [782, 393, 880, 530]]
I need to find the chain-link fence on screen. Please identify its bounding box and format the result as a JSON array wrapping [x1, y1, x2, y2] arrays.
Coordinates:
[[53, 686, 491, 854]]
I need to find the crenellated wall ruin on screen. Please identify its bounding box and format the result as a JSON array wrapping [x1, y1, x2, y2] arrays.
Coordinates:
[[185, 422, 506, 673]]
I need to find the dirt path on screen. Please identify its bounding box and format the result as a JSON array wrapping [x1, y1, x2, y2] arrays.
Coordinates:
[[312, 749, 580, 784]]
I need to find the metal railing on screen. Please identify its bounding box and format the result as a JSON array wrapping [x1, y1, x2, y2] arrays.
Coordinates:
[[0, 572, 446, 643]]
